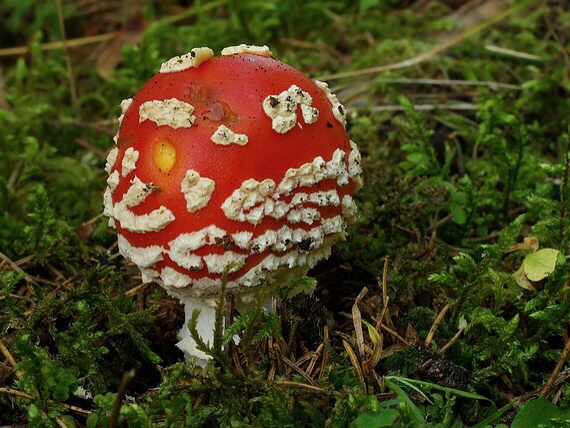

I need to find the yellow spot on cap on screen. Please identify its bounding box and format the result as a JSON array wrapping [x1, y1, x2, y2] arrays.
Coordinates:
[[154, 140, 176, 174]]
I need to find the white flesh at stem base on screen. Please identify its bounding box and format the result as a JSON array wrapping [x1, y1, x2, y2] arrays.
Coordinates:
[[175, 269, 316, 367], [176, 296, 219, 367], [176, 293, 273, 367]]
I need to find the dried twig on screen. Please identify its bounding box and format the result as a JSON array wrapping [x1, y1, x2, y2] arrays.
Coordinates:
[[351, 287, 368, 357], [109, 369, 136, 428], [306, 343, 324, 377], [0, 1, 226, 58], [124, 282, 150, 297], [0, 33, 115, 57], [424, 304, 450, 348], [379, 257, 393, 329], [379, 324, 408, 347], [274, 380, 324, 393], [0, 387, 34, 400], [274, 345, 317, 387], [484, 45, 547, 61], [541, 338, 570, 398], [193, 393, 206, 410], [318, 326, 329, 380], [319, 0, 535, 82], [369, 77, 520, 90], [440, 328, 465, 356], [0, 339, 22, 378], [372, 103, 477, 112], [0, 387, 92, 416], [343, 340, 364, 385], [0, 251, 36, 285]]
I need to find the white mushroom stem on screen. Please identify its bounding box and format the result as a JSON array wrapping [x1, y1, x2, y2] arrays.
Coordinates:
[[176, 292, 273, 367], [177, 296, 219, 366], [173, 261, 321, 366]]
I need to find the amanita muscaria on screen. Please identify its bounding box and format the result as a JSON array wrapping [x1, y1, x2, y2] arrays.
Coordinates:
[[103, 44, 362, 363]]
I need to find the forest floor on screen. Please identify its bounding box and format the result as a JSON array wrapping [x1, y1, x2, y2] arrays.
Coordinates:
[[1, 1, 569, 426]]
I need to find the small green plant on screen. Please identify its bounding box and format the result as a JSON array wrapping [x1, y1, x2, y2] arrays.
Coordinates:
[[1, 1, 569, 425], [3, 0, 74, 38], [430, 215, 569, 402], [15, 184, 75, 265], [13, 334, 79, 424], [510, 398, 570, 428]]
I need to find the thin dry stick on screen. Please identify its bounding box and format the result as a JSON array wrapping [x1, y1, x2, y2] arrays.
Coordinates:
[[375, 296, 390, 332], [0, 339, 18, 369], [0, 251, 35, 285], [425, 304, 450, 347], [55, 0, 79, 116], [373, 103, 477, 112], [542, 2, 570, 81], [381, 257, 393, 328], [0, 339, 23, 378], [15, 254, 36, 266], [193, 393, 206, 410], [343, 340, 365, 385], [47, 264, 73, 291], [318, 326, 329, 380], [319, 0, 535, 82], [0, 1, 226, 58], [124, 282, 150, 297], [267, 296, 278, 381], [0, 33, 114, 57], [295, 352, 315, 368], [109, 369, 136, 428], [0, 387, 92, 416], [371, 369, 385, 393], [541, 338, 570, 398], [55, 417, 69, 428], [353, 77, 520, 90], [267, 361, 277, 381], [379, 324, 408, 346], [284, 319, 298, 358], [274, 380, 324, 393], [225, 294, 246, 377], [553, 387, 563, 406], [275, 346, 317, 387], [484, 45, 546, 61], [0, 387, 33, 400], [232, 344, 245, 377], [352, 287, 368, 357], [440, 328, 465, 356], [306, 343, 324, 377], [7, 161, 23, 194]]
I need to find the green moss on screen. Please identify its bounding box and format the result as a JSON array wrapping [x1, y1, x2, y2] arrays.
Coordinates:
[[1, 1, 569, 425]]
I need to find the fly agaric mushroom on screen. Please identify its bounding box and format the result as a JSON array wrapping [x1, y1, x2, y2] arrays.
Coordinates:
[[104, 44, 362, 363]]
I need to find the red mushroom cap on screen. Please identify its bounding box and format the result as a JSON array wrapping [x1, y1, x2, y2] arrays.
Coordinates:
[[104, 45, 362, 300]]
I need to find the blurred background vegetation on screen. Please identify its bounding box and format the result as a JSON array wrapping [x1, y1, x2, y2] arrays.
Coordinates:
[[1, 0, 569, 426]]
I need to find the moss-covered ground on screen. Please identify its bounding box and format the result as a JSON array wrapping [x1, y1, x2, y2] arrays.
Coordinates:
[[1, 1, 570, 426]]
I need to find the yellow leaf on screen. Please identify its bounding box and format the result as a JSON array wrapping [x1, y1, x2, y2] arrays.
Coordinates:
[[523, 248, 562, 282], [513, 264, 536, 291], [362, 320, 382, 370]]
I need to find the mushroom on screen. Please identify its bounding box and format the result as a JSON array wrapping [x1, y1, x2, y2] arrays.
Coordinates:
[[103, 44, 362, 364]]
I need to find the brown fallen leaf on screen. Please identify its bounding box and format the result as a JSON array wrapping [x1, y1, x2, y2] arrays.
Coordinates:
[[96, 11, 147, 81], [445, 0, 506, 30], [507, 236, 540, 253]]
